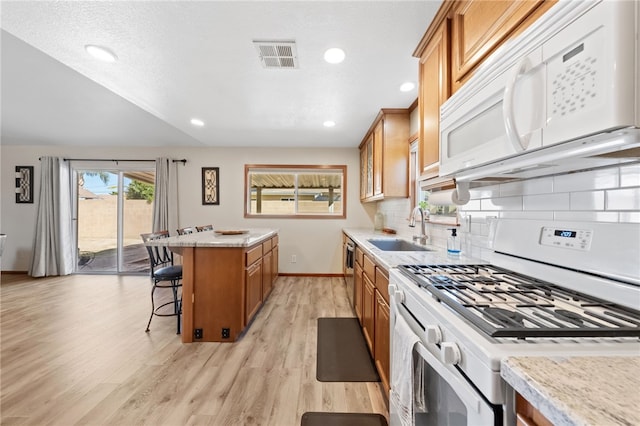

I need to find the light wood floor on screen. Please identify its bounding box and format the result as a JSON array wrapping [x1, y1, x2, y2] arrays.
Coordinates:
[[0, 274, 387, 425]]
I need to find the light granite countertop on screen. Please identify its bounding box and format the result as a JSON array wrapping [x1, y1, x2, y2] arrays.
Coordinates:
[[502, 356, 640, 426], [145, 228, 277, 248], [343, 227, 484, 270]]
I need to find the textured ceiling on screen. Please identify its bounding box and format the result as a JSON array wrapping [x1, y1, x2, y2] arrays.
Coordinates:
[[1, 1, 441, 148]]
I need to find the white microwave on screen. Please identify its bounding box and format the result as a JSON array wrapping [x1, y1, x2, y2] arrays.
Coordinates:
[[439, 0, 640, 182]]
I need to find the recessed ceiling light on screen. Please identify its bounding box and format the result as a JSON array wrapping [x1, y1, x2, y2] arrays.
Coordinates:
[[324, 48, 345, 64], [400, 82, 415, 92], [323, 120, 336, 128], [190, 118, 205, 127], [85, 45, 117, 62]]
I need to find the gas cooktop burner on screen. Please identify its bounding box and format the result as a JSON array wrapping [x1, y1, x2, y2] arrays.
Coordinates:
[[397, 264, 640, 339], [483, 307, 526, 327]]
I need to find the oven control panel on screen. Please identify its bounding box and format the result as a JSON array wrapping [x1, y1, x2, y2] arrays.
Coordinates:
[[540, 226, 593, 250]]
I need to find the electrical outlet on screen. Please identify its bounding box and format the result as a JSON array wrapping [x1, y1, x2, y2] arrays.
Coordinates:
[[194, 328, 203, 339], [222, 328, 230, 339], [291, 254, 297, 263]]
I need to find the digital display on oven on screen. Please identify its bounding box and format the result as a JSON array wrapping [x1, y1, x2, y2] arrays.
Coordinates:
[[554, 230, 577, 238]]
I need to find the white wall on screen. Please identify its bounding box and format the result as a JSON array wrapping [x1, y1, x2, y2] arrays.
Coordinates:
[[0, 145, 375, 273]]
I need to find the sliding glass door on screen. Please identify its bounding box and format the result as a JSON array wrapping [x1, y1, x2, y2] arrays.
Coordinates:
[[73, 162, 155, 274]]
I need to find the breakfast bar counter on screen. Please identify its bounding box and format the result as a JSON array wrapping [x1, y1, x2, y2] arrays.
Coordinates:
[[147, 229, 279, 343]]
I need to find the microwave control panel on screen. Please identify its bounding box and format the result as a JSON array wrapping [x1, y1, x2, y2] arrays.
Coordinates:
[[540, 227, 593, 251]]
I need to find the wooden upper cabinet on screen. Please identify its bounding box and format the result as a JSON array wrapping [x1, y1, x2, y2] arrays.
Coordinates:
[[418, 19, 449, 179], [451, 0, 555, 92], [360, 145, 367, 200], [359, 109, 410, 202], [373, 121, 384, 197]]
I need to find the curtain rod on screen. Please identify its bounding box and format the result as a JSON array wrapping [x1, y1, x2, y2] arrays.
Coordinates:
[[38, 158, 187, 164]]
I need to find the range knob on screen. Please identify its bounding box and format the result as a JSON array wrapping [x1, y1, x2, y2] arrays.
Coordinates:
[[424, 325, 442, 344], [393, 289, 405, 304], [441, 342, 461, 365], [388, 283, 397, 296]]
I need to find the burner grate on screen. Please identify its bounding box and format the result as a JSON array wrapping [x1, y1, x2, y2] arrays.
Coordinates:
[[397, 264, 640, 339]]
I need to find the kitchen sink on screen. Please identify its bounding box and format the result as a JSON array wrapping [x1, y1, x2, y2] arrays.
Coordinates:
[[367, 239, 432, 252]]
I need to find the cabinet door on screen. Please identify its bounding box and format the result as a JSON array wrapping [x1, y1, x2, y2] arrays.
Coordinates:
[[262, 249, 273, 298], [354, 261, 364, 323], [419, 19, 449, 179], [374, 292, 390, 393], [365, 135, 374, 198], [373, 120, 384, 197], [451, 0, 546, 91], [362, 273, 376, 354], [245, 261, 262, 324], [271, 244, 278, 284], [360, 146, 367, 200]]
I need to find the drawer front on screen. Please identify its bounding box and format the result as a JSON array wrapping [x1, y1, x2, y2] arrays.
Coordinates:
[[363, 254, 376, 282], [246, 245, 263, 267], [262, 238, 272, 253], [272, 235, 279, 247], [355, 246, 364, 267], [375, 267, 389, 303]]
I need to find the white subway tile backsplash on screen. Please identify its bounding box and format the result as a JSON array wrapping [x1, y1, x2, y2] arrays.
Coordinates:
[[523, 193, 569, 210], [620, 164, 640, 187], [619, 212, 640, 223], [481, 196, 523, 210], [554, 211, 619, 222], [606, 188, 640, 210], [499, 211, 555, 220], [553, 168, 619, 192], [570, 191, 605, 210], [377, 165, 637, 259], [500, 177, 553, 196], [469, 185, 500, 200], [460, 199, 481, 210]]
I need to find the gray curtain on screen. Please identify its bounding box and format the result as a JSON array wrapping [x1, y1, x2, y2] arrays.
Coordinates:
[[28, 157, 74, 277], [152, 158, 179, 233]]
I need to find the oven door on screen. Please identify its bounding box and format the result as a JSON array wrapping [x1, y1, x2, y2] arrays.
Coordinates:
[[389, 283, 501, 426]]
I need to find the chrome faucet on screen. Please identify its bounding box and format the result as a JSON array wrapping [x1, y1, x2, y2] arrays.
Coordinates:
[[409, 206, 428, 245]]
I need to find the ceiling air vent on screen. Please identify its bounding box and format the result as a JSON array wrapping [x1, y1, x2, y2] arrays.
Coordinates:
[[253, 40, 298, 69]]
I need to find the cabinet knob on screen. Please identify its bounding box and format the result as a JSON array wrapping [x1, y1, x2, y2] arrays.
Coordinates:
[[441, 342, 461, 365], [425, 325, 442, 344]]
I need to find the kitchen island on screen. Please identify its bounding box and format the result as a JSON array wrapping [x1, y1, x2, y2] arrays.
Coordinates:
[[146, 228, 278, 343]]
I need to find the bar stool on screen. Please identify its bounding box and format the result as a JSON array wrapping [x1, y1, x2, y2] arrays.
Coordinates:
[[196, 224, 213, 232], [141, 231, 182, 334], [177, 226, 197, 235]]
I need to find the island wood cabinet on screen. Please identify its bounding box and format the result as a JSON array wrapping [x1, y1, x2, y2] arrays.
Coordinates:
[[414, 0, 556, 180], [180, 234, 279, 343], [359, 109, 410, 202]]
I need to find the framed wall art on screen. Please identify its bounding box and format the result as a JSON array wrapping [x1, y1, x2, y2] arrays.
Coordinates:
[[15, 166, 34, 204], [202, 167, 220, 205]]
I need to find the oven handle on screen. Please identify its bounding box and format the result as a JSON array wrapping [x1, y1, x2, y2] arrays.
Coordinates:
[[412, 340, 483, 414]]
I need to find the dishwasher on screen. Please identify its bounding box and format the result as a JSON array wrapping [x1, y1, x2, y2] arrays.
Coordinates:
[[343, 237, 355, 306]]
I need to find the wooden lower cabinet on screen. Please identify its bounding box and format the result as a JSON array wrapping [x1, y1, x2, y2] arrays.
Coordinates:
[[245, 259, 263, 325], [374, 292, 390, 392], [271, 243, 279, 284], [354, 261, 364, 323], [516, 392, 553, 426], [362, 273, 376, 354], [180, 234, 278, 343], [262, 249, 273, 298]]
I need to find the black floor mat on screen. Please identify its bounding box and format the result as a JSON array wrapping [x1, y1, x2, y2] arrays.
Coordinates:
[[301, 412, 388, 426], [316, 317, 380, 382]]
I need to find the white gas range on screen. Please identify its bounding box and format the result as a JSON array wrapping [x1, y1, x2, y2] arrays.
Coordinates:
[[388, 219, 640, 426]]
